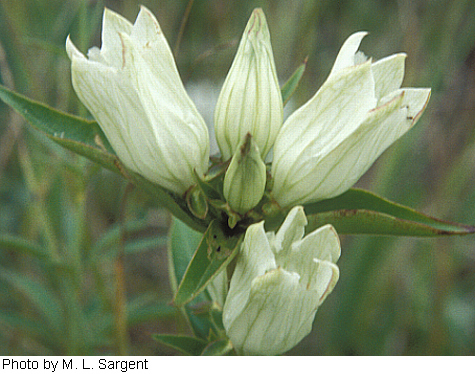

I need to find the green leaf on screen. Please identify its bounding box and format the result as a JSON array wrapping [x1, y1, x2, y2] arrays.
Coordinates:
[[126, 295, 176, 326], [173, 221, 243, 307], [0, 84, 207, 232], [168, 217, 204, 293], [201, 339, 233, 356], [281, 58, 307, 105], [0, 234, 47, 259], [304, 188, 475, 236], [168, 218, 216, 339], [152, 334, 208, 356], [0, 267, 63, 337], [0, 311, 60, 352], [0, 84, 118, 172]]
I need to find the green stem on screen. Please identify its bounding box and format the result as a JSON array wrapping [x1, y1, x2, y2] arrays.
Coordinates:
[[174, 0, 194, 58], [114, 182, 135, 355], [17, 139, 60, 262]]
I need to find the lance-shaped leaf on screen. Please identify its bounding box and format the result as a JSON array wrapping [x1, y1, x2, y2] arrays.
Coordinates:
[[0, 84, 207, 232], [173, 221, 243, 307], [168, 217, 216, 340], [281, 58, 307, 106], [0, 84, 117, 169], [303, 188, 475, 236]]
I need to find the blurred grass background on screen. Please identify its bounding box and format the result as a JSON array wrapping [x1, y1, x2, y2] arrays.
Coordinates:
[[1, 0, 475, 355]]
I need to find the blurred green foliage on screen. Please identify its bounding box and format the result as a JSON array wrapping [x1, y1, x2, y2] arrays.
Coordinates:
[[1, 0, 475, 355]]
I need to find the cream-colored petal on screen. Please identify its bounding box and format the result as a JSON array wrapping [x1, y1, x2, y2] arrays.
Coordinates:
[[313, 260, 340, 304], [392, 87, 431, 122], [214, 8, 283, 161], [282, 224, 340, 293], [129, 6, 187, 96], [121, 33, 209, 191], [66, 35, 84, 60], [223, 222, 276, 331], [100, 8, 133, 67], [372, 53, 406, 101], [272, 61, 377, 207], [329, 31, 368, 76], [226, 268, 318, 355], [280, 88, 430, 206], [272, 205, 307, 257], [68, 37, 153, 181]]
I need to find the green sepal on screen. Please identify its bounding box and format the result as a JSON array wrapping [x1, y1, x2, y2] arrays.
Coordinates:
[[0, 84, 207, 232], [152, 334, 208, 356], [173, 221, 243, 307], [194, 168, 223, 201], [281, 58, 307, 105], [186, 185, 209, 220], [303, 188, 475, 236]]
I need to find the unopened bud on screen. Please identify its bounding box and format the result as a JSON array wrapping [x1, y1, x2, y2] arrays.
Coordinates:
[[223, 134, 266, 215]]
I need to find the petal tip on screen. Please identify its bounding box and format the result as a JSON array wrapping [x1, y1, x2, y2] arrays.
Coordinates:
[[66, 35, 83, 60], [246, 7, 269, 37]]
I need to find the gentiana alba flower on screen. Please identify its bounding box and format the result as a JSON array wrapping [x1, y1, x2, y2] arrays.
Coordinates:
[[271, 32, 431, 207], [223, 206, 340, 355], [66, 6, 209, 195], [214, 9, 283, 162]]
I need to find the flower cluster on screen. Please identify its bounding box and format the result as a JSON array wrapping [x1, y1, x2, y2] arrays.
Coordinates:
[[67, 6, 430, 355]]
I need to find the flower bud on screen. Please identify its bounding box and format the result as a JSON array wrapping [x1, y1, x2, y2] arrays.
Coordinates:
[[223, 134, 266, 215], [214, 8, 283, 161], [223, 206, 340, 355]]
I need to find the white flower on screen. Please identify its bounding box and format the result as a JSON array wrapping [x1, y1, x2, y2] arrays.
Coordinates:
[[223, 206, 340, 355], [271, 32, 431, 207], [66, 6, 209, 195], [214, 8, 283, 161]]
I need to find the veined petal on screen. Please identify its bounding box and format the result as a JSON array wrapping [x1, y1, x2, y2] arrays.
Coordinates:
[[100, 8, 133, 67], [393, 87, 432, 122], [329, 31, 368, 76], [372, 53, 406, 101], [279, 89, 430, 206], [67, 37, 158, 182], [214, 8, 283, 161], [281, 224, 340, 293], [121, 32, 209, 192], [129, 6, 196, 107], [223, 207, 341, 355], [313, 260, 340, 304], [272, 61, 377, 207], [226, 268, 317, 356], [272, 205, 307, 257], [223, 222, 276, 330], [67, 7, 210, 195]]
